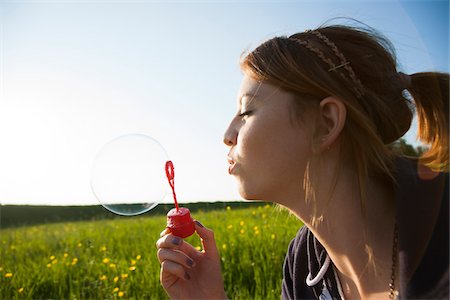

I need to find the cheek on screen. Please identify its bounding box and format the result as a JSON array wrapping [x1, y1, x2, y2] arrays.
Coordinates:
[[236, 119, 312, 199], [240, 115, 311, 163]]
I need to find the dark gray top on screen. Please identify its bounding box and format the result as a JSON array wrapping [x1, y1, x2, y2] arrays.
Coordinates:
[[282, 158, 449, 299]]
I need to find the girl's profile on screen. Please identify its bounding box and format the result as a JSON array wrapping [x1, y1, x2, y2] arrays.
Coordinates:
[[156, 22, 449, 299]]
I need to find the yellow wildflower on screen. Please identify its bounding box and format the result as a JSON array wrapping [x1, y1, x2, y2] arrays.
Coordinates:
[[63, 253, 68, 258], [253, 226, 258, 231], [113, 276, 119, 283], [121, 273, 128, 279], [18, 287, 24, 293], [195, 246, 201, 251], [101, 246, 107, 252], [265, 204, 271, 209], [222, 244, 227, 250], [131, 260, 136, 266], [77, 243, 82, 247], [227, 224, 233, 229], [271, 234, 276, 239], [136, 255, 141, 260], [118, 291, 124, 297], [100, 275, 107, 281], [226, 206, 231, 210], [49, 255, 55, 260], [240, 221, 245, 226], [109, 264, 116, 268], [102, 258, 110, 264], [0, 266, 3, 271], [5, 273, 12, 278], [47, 264, 52, 268], [129, 266, 136, 271], [255, 230, 260, 235], [71, 258, 78, 265], [262, 214, 267, 219], [52, 259, 58, 264], [240, 229, 245, 234], [113, 287, 119, 292], [252, 211, 256, 215]]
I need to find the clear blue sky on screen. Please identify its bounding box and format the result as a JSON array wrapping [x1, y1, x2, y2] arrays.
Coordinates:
[[0, 0, 448, 205]]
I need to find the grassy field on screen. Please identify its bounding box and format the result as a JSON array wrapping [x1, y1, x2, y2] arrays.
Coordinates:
[[0, 204, 303, 299]]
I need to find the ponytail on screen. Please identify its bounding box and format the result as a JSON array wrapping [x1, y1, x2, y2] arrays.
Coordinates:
[[408, 72, 449, 171]]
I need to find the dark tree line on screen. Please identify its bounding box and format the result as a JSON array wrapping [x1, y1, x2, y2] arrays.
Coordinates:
[[389, 138, 428, 157]]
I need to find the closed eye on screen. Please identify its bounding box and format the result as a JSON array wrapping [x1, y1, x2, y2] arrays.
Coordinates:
[[238, 111, 252, 117]]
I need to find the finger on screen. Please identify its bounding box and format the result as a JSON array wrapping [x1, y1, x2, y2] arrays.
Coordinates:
[[160, 227, 171, 238], [194, 220, 219, 255], [156, 234, 184, 249], [157, 248, 196, 268], [156, 234, 202, 259], [160, 260, 190, 281]]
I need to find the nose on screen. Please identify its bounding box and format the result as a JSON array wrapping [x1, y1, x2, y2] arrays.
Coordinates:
[[223, 121, 238, 147]]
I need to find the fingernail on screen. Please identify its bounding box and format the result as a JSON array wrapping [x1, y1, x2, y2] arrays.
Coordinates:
[[184, 272, 191, 280], [171, 237, 181, 245], [194, 220, 204, 228], [186, 258, 195, 267]]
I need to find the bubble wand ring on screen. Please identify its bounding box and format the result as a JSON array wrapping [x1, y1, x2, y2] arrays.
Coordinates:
[[165, 160, 195, 238]]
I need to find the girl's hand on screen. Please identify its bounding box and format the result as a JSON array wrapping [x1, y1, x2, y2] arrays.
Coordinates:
[[156, 220, 227, 300]]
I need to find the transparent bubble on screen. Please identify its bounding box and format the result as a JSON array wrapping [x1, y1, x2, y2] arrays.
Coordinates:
[[91, 134, 169, 216]]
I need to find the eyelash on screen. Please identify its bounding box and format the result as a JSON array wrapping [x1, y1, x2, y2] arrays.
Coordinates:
[[239, 111, 252, 117]]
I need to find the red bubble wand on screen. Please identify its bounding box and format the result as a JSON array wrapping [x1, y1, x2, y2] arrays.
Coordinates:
[[165, 161, 179, 211], [165, 160, 195, 238]]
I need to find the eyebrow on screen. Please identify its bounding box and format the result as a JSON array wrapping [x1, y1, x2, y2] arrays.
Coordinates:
[[239, 93, 258, 105], [239, 80, 264, 105]]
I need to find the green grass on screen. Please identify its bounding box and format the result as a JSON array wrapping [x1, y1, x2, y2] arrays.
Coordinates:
[[0, 204, 303, 299]]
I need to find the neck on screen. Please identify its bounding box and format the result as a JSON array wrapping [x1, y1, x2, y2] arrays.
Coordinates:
[[282, 160, 397, 299]]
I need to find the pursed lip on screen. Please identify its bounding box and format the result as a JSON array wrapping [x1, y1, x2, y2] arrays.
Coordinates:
[[227, 156, 236, 174]]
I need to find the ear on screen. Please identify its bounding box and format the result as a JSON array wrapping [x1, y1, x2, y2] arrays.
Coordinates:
[[317, 97, 346, 151]]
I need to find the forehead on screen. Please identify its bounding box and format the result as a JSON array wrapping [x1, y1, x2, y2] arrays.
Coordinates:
[[239, 75, 276, 96], [238, 76, 263, 96], [237, 75, 293, 104]]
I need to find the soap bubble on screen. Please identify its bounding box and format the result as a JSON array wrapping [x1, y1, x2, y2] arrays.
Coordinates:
[[91, 134, 169, 216]]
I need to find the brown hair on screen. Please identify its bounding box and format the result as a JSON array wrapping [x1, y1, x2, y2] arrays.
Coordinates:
[[240, 24, 449, 206]]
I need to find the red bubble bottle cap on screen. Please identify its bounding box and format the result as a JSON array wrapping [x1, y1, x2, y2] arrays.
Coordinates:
[[165, 161, 195, 238]]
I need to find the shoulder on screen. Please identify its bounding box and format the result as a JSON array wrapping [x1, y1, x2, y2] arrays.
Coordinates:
[[284, 225, 308, 276], [282, 226, 316, 300], [394, 157, 449, 299], [289, 225, 309, 253]]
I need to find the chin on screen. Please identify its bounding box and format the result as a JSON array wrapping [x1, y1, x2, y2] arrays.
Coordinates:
[[237, 182, 293, 206], [237, 185, 265, 201], [240, 195, 264, 202]]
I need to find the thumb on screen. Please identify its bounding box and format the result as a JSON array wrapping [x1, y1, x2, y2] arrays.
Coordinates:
[[194, 220, 219, 255]]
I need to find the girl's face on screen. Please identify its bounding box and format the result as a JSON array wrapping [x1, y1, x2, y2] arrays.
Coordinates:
[[223, 76, 314, 203]]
